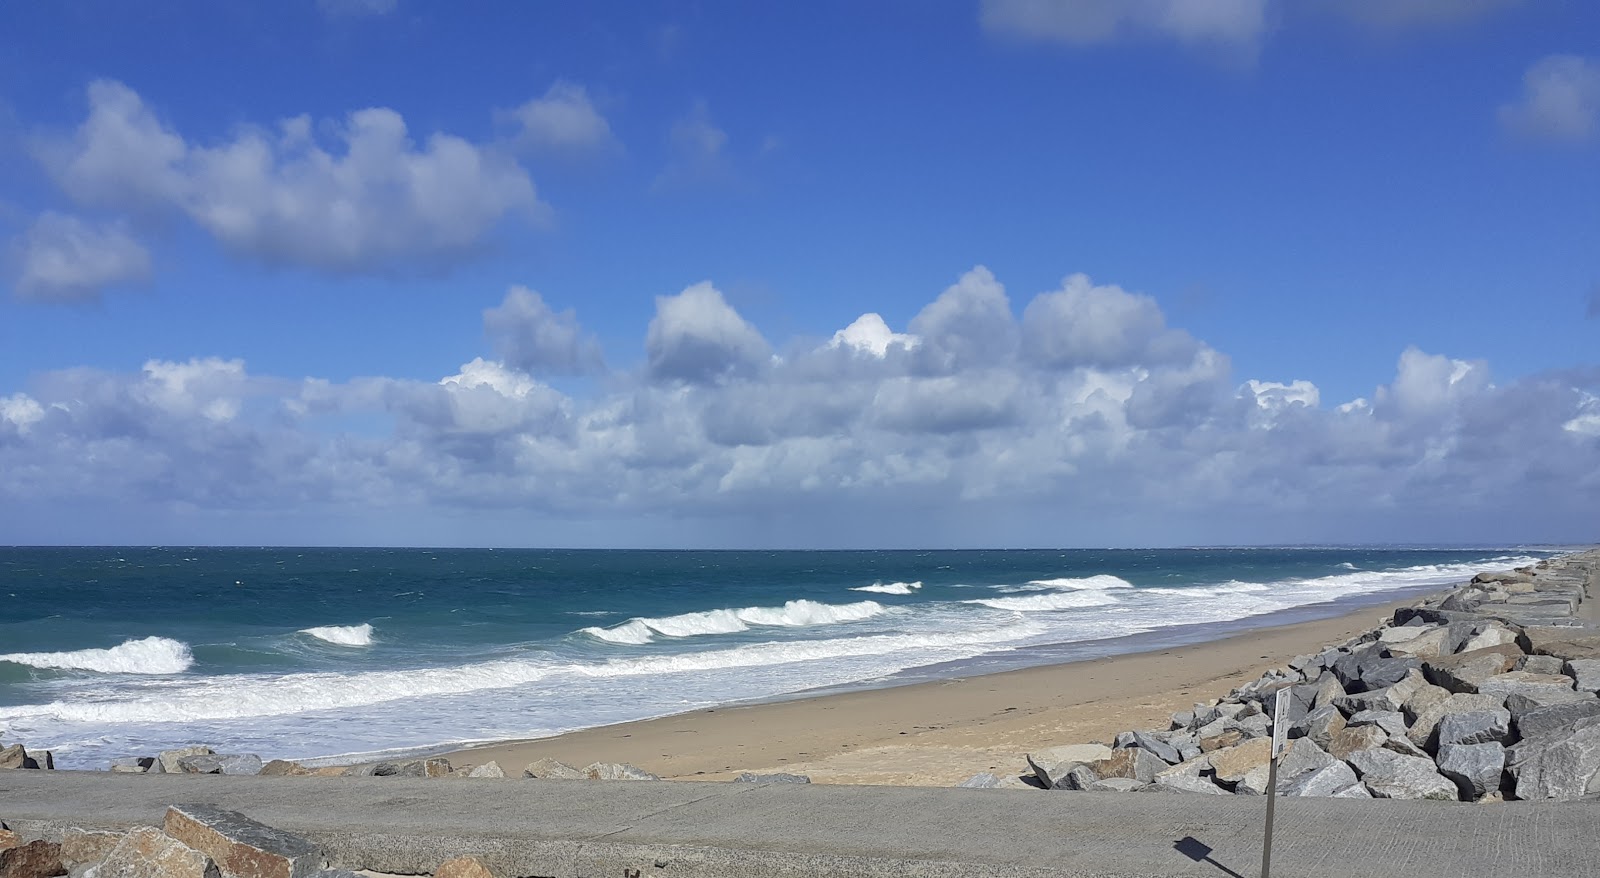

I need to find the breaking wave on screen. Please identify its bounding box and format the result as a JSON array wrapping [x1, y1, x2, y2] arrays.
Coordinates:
[[582, 599, 886, 644], [995, 574, 1135, 593], [0, 636, 194, 675], [964, 591, 1121, 612], [299, 624, 374, 647], [851, 581, 923, 595]]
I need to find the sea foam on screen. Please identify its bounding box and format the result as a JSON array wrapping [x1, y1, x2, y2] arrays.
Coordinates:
[[963, 591, 1121, 612], [581, 599, 885, 644], [851, 581, 923, 595], [300, 623, 374, 647], [0, 636, 193, 675]]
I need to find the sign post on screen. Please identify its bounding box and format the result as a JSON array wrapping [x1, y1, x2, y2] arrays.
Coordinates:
[[1261, 687, 1291, 878]]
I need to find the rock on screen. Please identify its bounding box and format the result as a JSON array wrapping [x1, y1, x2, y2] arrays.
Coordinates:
[[87, 828, 215, 878], [1507, 716, 1600, 800], [1290, 704, 1346, 750], [733, 772, 810, 783], [1436, 709, 1512, 747], [1228, 714, 1271, 739], [582, 762, 659, 781], [1474, 570, 1532, 585], [1207, 738, 1272, 785], [371, 758, 451, 778], [1283, 761, 1361, 797], [0, 745, 26, 771], [1437, 742, 1506, 800], [1519, 626, 1600, 662], [1379, 625, 1431, 644], [1116, 731, 1179, 764], [1328, 724, 1389, 761], [1151, 774, 1227, 794], [60, 829, 123, 876], [1331, 783, 1374, 798], [1346, 710, 1407, 738], [1310, 674, 1346, 710], [1091, 747, 1166, 784], [433, 856, 498, 878], [1476, 671, 1576, 702], [1087, 777, 1148, 792], [163, 805, 324, 878], [1401, 681, 1450, 722], [1514, 699, 1600, 743], [1233, 764, 1271, 796], [1407, 693, 1505, 750], [1331, 646, 1383, 691], [1459, 625, 1519, 654], [22, 751, 53, 771], [0, 831, 17, 854], [0, 840, 64, 878], [1382, 735, 1431, 758], [1361, 658, 1423, 691], [109, 758, 154, 774], [1169, 733, 1201, 762], [1277, 738, 1337, 783], [1346, 748, 1459, 800], [1332, 671, 1423, 715], [256, 761, 309, 778], [1154, 754, 1211, 779], [522, 758, 586, 780], [1170, 710, 1194, 731], [463, 761, 505, 779], [1566, 659, 1600, 693], [957, 772, 1001, 789], [176, 756, 224, 775], [1384, 628, 1451, 659], [154, 747, 215, 775], [1423, 646, 1521, 694], [1051, 763, 1100, 791], [1199, 729, 1244, 753], [1517, 655, 1568, 676]]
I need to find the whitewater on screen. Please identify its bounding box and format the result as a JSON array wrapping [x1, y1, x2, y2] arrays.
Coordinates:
[[0, 546, 1551, 768]]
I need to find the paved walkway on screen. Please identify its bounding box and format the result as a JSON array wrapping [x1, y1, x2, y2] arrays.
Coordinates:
[[4, 771, 1598, 877]]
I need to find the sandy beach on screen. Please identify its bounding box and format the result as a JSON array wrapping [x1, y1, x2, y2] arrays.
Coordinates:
[[447, 593, 1432, 786]]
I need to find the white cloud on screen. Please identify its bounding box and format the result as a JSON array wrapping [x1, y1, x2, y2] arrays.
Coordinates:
[[502, 82, 614, 153], [1498, 55, 1600, 144], [829, 313, 918, 357], [1022, 273, 1195, 368], [980, 0, 1268, 52], [653, 101, 732, 191], [40, 80, 544, 274], [483, 286, 604, 375], [646, 282, 771, 383], [3, 267, 1598, 545], [11, 212, 151, 301]]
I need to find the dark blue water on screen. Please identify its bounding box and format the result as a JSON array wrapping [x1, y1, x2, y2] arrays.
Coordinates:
[[0, 546, 1549, 768]]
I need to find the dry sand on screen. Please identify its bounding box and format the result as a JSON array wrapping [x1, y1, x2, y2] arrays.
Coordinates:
[[446, 594, 1428, 786]]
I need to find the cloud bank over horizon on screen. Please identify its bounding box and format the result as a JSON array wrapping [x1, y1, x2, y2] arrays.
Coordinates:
[[3, 266, 1596, 547]]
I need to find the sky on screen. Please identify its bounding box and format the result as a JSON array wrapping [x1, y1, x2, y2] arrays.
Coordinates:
[[0, 0, 1597, 548]]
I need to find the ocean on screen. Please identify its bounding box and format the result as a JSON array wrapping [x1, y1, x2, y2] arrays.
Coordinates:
[[0, 546, 1551, 769]]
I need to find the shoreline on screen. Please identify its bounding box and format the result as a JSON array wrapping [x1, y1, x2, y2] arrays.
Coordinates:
[[443, 588, 1447, 785]]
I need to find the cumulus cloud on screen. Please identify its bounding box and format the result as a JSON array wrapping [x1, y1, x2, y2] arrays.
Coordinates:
[[502, 82, 614, 153], [3, 267, 1599, 545], [1498, 55, 1600, 144], [483, 286, 605, 375], [980, 0, 1269, 52], [39, 80, 544, 274], [10, 212, 151, 301], [646, 282, 770, 383]]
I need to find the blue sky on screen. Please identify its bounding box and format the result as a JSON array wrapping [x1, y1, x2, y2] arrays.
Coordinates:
[[0, 0, 1597, 547]]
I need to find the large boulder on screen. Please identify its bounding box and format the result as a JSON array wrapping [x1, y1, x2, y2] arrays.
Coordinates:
[[1384, 628, 1451, 659], [154, 747, 215, 775], [1113, 731, 1179, 765], [1151, 774, 1228, 794], [1476, 671, 1577, 702], [371, 758, 451, 778], [522, 758, 586, 780], [1289, 705, 1346, 750], [1513, 699, 1600, 743], [1346, 748, 1459, 800], [164, 804, 324, 878], [1506, 715, 1600, 800], [1328, 724, 1388, 761], [1091, 747, 1167, 784], [1282, 761, 1361, 798], [1517, 655, 1568, 676], [466, 761, 506, 779], [583, 762, 659, 781], [61, 828, 123, 876], [1519, 626, 1600, 662], [1437, 742, 1506, 800], [1422, 646, 1521, 694], [1087, 777, 1148, 793], [1, 840, 65, 878], [1565, 659, 1600, 693], [1435, 708, 1512, 747], [1407, 693, 1505, 750], [1346, 710, 1407, 738], [94, 827, 218, 878], [1207, 738, 1272, 786], [0, 745, 25, 771], [1026, 744, 1112, 788], [1459, 625, 1519, 654]]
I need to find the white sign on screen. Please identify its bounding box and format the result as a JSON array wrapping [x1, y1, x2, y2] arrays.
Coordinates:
[[1271, 687, 1292, 757]]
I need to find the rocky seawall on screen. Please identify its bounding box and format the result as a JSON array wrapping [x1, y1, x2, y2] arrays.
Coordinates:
[[1006, 549, 1600, 801]]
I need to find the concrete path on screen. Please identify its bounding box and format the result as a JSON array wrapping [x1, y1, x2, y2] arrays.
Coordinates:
[[4, 771, 1598, 878]]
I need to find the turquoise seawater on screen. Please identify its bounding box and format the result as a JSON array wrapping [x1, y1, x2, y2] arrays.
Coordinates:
[[0, 546, 1551, 768]]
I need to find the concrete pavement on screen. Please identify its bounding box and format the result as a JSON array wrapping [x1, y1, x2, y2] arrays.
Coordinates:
[[4, 770, 1598, 877]]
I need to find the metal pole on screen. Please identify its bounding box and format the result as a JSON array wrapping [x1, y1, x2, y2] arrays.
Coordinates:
[[1262, 686, 1290, 878], [1261, 751, 1279, 878]]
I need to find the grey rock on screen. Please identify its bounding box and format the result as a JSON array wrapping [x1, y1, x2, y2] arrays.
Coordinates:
[[163, 803, 325, 878], [1385, 627, 1452, 659], [1423, 646, 1521, 694], [1168, 733, 1201, 763], [110, 757, 154, 774], [465, 761, 505, 779], [1436, 708, 1512, 747], [1169, 711, 1194, 731], [1117, 730, 1179, 764], [1381, 735, 1431, 759], [1565, 659, 1600, 693], [1283, 761, 1361, 798], [1151, 774, 1228, 795], [1332, 646, 1385, 692], [734, 771, 810, 783], [94, 826, 219, 878], [583, 761, 659, 780], [1347, 710, 1408, 738], [1328, 724, 1389, 761], [371, 757, 451, 778], [1346, 748, 1459, 800], [216, 755, 262, 776], [175, 755, 224, 774], [1514, 699, 1600, 743], [1437, 742, 1506, 800], [1053, 763, 1100, 791], [1290, 704, 1346, 750], [1278, 738, 1337, 783], [1025, 744, 1113, 787], [1092, 747, 1168, 784], [1228, 713, 1271, 739], [1233, 763, 1271, 796], [1507, 716, 1600, 800], [1517, 655, 1568, 676], [1087, 777, 1148, 792], [1408, 693, 1506, 750], [154, 746, 214, 775], [1331, 783, 1374, 798], [1310, 673, 1347, 710], [956, 773, 1001, 789], [1477, 671, 1576, 702], [522, 758, 586, 780]]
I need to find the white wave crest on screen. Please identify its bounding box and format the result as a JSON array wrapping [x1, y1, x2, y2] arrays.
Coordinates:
[[1144, 581, 1273, 597], [0, 636, 193, 675], [851, 580, 922, 595], [964, 591, 1121, 612], [0, 619, 1046, 727], [300, 624, 374, 647], [581, 599, 886, 644], [1027, 575, 1133, 590]]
